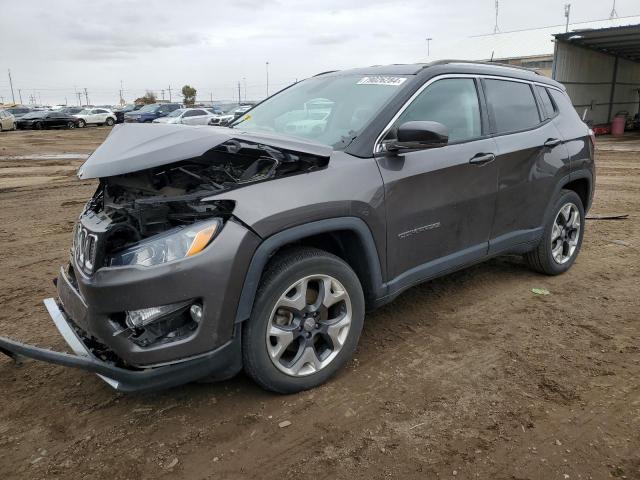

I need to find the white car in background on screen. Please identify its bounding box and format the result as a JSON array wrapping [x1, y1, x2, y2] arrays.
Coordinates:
[[73, 108, 117, 128], [152, 108, 218, 126]]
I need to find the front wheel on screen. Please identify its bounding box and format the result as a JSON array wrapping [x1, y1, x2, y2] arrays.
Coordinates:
[[67, 121, 75, 129], [34, 122, 43, 130], [525, 189, 585, 275], [77, 119, 86, 128], [105, 117, 115, 126], [242, 247, 365, 393]]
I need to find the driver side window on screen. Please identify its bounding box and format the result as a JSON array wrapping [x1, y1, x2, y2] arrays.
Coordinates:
[[391, 78, 482, 143]]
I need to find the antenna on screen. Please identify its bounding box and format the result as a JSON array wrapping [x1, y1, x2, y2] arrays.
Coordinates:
[[493, 0, 500, 33], [609, 0, 618, 19], [564, 4, 571, 32]]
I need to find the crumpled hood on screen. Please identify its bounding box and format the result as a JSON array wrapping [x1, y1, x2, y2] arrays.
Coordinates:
[[78, 123, 333, 179]]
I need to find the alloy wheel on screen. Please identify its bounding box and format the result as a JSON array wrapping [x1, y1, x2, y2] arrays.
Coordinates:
[[551, 202, 581, 264], [266, 274, 352, 377]]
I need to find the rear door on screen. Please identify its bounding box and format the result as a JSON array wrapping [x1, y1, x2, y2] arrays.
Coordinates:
[[376, 76, 499, 281], [483, 78, 570, 253]]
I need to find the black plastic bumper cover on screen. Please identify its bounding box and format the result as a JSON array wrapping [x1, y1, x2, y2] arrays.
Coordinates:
[[0, 299, 242, 392]]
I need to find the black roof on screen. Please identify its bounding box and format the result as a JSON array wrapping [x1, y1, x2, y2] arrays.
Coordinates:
[[318, 60, 563, 89]]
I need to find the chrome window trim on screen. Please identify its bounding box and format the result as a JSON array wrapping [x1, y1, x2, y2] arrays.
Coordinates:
[[374, 73, 556, 154]]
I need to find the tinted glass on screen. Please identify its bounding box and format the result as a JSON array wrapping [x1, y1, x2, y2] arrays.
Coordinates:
[[394, 78, 481, 143], [536, 86, 556, 119], [548, 89, 581, 119], [484, 79, 540, 134]]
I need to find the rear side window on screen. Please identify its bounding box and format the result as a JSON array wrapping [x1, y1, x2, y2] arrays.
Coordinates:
[[548, 89, 581, 119], [536, 86, 556, 119], [484, 79, 541, 134], [393, 78, 482, 143]]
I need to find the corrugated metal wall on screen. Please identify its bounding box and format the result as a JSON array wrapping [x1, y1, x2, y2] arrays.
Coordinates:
[[554, 41, 640, 125]]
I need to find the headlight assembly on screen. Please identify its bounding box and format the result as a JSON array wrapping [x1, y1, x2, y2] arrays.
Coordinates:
[[109, 218, 222, 268]]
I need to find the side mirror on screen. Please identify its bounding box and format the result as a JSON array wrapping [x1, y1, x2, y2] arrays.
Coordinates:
[[385, 121, 449, 152]]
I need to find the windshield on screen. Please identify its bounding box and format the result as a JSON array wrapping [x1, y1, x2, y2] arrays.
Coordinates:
[[22, 111, 46, 119], [229, 74, 409, 148], [138, 104, 160, 113], [167, 109, 185, 118]]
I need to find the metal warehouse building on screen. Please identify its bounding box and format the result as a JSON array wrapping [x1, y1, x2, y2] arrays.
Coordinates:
[[554, 24, 640, 126], [443, 15, 640, 127]]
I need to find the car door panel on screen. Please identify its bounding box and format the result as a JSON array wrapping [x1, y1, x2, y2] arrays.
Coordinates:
[[378, 138, 499, 281], [489, 122, 569, 248]]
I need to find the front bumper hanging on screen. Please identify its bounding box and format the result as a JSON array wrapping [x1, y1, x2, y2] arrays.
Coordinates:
[[0, 298, 242, 393]]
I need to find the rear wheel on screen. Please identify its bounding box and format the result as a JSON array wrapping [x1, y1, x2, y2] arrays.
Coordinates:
[[243, 247, 365, 393], [67, 121, 75, 129], [34, 122, 43, 130], [105, 117, 115, 126], [77, 119, 86, 128], [525, 189, 585, 275]]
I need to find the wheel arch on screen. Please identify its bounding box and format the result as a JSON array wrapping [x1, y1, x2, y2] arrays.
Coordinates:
[[234, 217, 385, 323]]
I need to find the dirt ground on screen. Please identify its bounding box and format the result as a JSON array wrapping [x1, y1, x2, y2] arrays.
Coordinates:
[[0, 127, 638, 480]]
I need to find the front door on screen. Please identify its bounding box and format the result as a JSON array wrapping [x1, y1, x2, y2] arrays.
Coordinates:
[[376, 77, 498, 284]]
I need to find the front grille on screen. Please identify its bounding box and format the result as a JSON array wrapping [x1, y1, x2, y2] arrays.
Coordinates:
[[73, 223, 98, 274]]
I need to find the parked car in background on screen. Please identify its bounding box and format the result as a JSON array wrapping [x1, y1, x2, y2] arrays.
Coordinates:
[[125, 103, 182, 123], [152, 108, 218, 125], [60, 107, 85, 115], [208, 105, 253, 126], [5, 106, 31, 119], [16, 111, 81, 129], [0, 110, 16, 131], [73, 108, 117, 128], [115, 104, 143, 113]]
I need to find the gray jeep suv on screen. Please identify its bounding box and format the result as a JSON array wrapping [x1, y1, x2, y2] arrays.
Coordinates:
[[0, 61, 595, 393]]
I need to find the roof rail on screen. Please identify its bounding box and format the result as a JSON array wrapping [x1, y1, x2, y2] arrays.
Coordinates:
[[313, 70, 339, 77], [421, 59, 542, 75]]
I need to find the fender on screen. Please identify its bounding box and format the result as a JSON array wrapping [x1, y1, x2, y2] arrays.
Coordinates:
[[234, 217, 385, 323], [569, 168, 595, 212]]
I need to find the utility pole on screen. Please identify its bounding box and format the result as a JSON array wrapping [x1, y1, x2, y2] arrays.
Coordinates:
[[167, 85, 172, 102], [210, 92, 213, 104], [609, 0, 618, 19], [426, 37, 433, 56], [119, 80, 124, 105], [243, 77, 247, 102], [266, 61, 270, 97], [18, 89, 23, 104], [84, 88, 89, 106], [237, 81, 241, 103], [493, 0, 500, 33], [564, 4, 571, 32], [7, 69, 15, 104], [161, 89, 165, 101], [76, 92, 82, 106]]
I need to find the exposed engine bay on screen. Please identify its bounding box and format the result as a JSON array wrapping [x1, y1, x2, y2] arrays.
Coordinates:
[[77, 139, 329, 271]]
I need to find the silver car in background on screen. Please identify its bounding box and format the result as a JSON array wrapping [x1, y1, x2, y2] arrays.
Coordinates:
[[152, 108, 218, 125]]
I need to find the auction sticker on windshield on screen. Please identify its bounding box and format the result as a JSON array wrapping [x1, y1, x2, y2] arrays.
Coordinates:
[[357, 76, 407, 86]]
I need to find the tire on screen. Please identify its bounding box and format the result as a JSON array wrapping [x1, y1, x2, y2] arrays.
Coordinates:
[[105, 117, 115, 126], [34, 122, 43, 130], [77, 119, 86, 128], [242, 247, 365, 394], [525, 189, 585, 275], [67, 121, 75, 129]]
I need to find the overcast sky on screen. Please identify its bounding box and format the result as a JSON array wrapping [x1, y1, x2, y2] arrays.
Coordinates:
[[1, 0, 638, 105]]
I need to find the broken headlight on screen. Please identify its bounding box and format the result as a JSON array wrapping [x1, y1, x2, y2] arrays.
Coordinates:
[[109, 218, 222, 267]]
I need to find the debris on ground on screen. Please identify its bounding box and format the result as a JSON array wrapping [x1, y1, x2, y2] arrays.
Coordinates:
[[532, 288, 551, 295], [278, 420, 292, 428], [586, 214, 629, 220]]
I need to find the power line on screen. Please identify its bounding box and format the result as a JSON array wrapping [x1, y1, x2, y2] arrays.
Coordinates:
[[610, 0, 619, 19]]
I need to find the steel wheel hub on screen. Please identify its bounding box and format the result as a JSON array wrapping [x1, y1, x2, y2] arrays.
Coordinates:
[[266, 274, 352, 377]]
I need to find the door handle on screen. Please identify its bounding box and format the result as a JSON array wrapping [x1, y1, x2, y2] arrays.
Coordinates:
[[544, 138, 562, 148], [469, 153, 496, 165]]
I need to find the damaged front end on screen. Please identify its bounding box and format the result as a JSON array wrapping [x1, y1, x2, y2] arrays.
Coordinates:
[[0, 124, 331, 391]]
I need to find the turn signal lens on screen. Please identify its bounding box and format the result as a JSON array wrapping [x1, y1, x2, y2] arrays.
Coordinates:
[[186, 224, 219, 257]]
